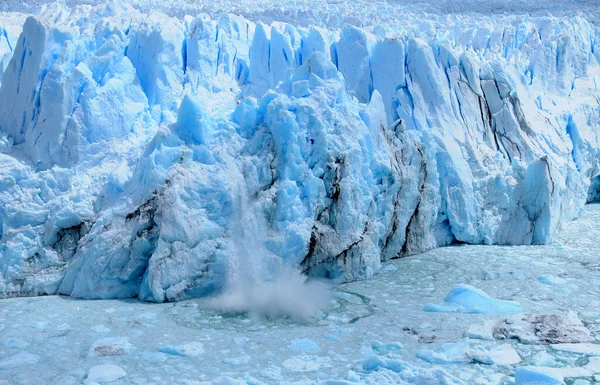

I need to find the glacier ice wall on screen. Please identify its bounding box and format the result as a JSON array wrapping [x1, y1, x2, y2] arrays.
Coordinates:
[[0, 2, 599, 301]]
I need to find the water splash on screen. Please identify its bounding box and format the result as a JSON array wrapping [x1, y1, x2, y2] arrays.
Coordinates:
[[208, 266, 330, 322]]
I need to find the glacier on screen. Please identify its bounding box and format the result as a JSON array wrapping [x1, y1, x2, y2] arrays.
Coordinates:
[[0, 1, 599, 302]]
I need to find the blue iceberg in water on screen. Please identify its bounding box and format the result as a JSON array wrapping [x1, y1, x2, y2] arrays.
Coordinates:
[[424, 284, 523, 314]]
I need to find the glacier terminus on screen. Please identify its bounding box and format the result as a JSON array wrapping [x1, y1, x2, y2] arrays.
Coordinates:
[[0, 0, 598, 302]]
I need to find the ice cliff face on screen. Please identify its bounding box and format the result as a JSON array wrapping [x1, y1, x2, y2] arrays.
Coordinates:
[[0, 2, 599, 301]]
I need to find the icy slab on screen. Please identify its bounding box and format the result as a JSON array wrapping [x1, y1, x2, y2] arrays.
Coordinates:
[[371, 340, 403, 355], [424, 285, 523, 314], [159, 342, 205, 357], [530, 351, 561, 367], [360, 355, 465, 384], [550, 343, 600, 356], [289, 338, 321, 353], [417, 338, 472, 364], [89, 337, 132, 357], [84, 365, 127, 384], [515, 367, 565, 385], [470, 344, 521, 365], [492, 313, 593, 344], [517, 359, 600, 384], [538, 276, 568, 286], [417, 338, 521, 366], [464, 312, 593, 345], [464, 320, 496, 340]]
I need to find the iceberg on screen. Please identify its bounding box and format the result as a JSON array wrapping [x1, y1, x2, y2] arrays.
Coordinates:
[[424, 284, 523, 314], [0, 1, 599, 301]]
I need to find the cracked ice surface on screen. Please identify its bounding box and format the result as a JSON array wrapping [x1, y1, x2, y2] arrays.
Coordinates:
[[0, 204, 599, 384], [0, 0, 599, 301]]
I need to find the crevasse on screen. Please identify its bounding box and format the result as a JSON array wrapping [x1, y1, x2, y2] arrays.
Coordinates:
[[0, 2, 598, 301]]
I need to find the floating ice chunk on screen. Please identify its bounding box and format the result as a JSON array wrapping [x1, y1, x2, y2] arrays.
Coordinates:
[[516, 363, 600, 384], [90, 325, 111, 333], [89, 337, 132, 357], [0, 352, 40, 369], [282, 355, 330, 372], [361, 354, 466, 385], [371, 340, 403, 355], [470, 344, 521, 365], [515, 367, 564, 385], [360, 357, 464, 385], [382, 264, 398, 272], [362, 356, 400, 372], [1, 337, 30, 349], [492, 312, 592, 344], [550, 343, 600, 356], [223, 355, 251, 365], [531, 351, 560, 367], [289, 338, 320, 353], [323, 334, 341, 341], [159, 342, 205, 357], [418, 339, 520, 366], [31, 321, 49, 329], [464, 320, 496, 340], [538, 276, 568, 285], [417, 338, 471, 364], [585, 357, 600, 373], [424, 285, 522, 314], [260, 365, 283, 381], [233, 337, 250, 346], [84, 365, 127, 384], [346, 370, 361, 382]]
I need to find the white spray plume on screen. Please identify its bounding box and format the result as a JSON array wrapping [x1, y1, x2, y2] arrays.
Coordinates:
[[207, 266, 330, 322], [205, 172, 330, 321]]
